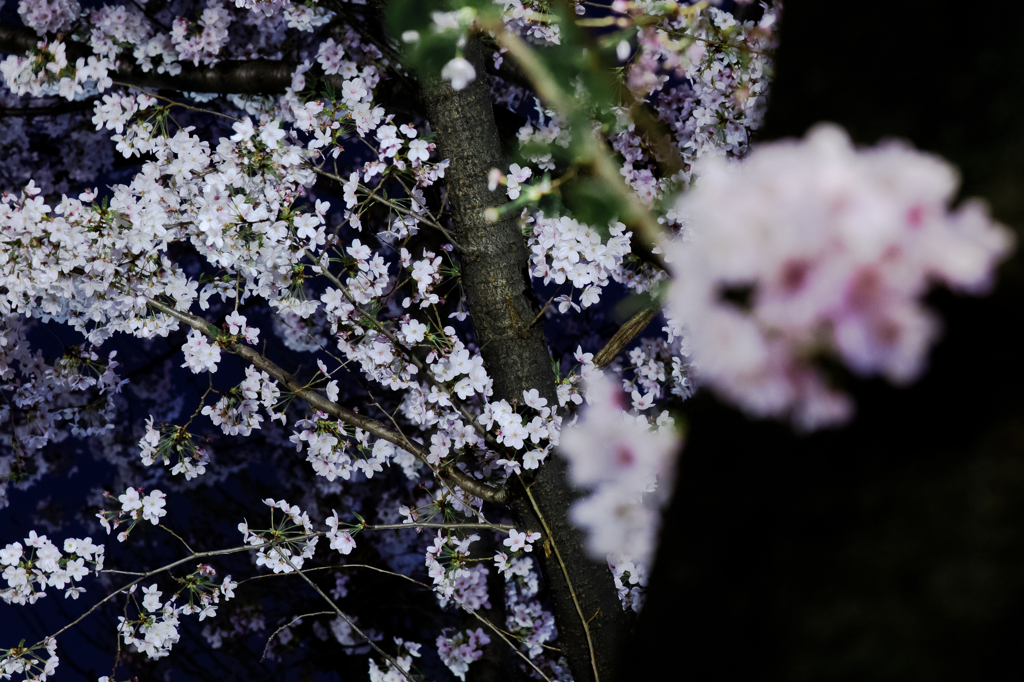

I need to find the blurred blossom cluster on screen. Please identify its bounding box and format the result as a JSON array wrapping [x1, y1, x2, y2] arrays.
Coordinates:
[[664, 124, 1015, 430], [560, 373, 678, 574]]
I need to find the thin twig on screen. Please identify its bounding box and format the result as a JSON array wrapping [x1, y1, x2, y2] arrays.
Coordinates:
[[158, 524, 196, 555], [110, 81, 242, 122], [452, 595, 555, 682], [519, 476, 600, 682], [278, 553, 422, 682], [361, 522, 514, 532], [308, 164, 464, 249], [45, 541, 275, 643], [143, 297, 509, 504], [261, 611, 334, 662]]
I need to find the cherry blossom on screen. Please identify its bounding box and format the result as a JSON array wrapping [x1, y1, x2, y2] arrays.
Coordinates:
[[441, 57, 476, 91], [664, 124, 1015, 430]]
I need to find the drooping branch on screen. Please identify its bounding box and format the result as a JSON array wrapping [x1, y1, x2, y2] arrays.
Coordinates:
[[144, 297, 508, 504]]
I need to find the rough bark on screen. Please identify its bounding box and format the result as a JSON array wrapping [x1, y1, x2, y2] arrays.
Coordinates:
[[419, 32, 626, 682]]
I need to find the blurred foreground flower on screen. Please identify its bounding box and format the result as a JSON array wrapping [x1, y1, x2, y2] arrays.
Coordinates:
[[560, 374, 678, 568], [665, 124, 1015, 431], [441, 57, 476, 91]]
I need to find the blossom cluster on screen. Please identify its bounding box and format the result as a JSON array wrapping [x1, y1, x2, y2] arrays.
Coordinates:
[[1, 317, 124, 508], [1, 531, 104, 605], [117, 596, 182, 661], [368, 638, 422, 682], [436, 628, 491, 681], [0, 637, 58, 682], [608, 554, 647, 612], [238, 498, 318, 574], [18, 0, 80, 35], [117, 567, 236, 660], [665, 124, 1015, 430], [1, 39, 113, 101], [560, 374, 678, 567], [500, 555, 559, 660], [202, 364, 283, 437], [424, 531, 480, 600], [137, 417, 212, 480], [620, 3, 778, 188], [96, 486, 168, 542], [290, 411, 406, 482], [525, 214, 638, 311], [440, 563, 490, 611], [0, 109, 327, 352]]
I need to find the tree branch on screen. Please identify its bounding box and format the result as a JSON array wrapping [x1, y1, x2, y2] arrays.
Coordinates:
[[0, 23, 328, 95], [0, 97, 99, 118], [144, 297, 509, 504], [593, 306, 660, 369]]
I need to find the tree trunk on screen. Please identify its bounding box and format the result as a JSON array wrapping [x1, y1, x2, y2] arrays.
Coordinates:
[[420, 31, 627, 682]]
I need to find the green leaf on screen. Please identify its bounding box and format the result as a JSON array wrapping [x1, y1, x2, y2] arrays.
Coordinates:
[[561, 177, 629, 228]]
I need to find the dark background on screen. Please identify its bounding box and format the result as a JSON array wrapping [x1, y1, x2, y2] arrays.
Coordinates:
[[630, 1, 1024, 680]]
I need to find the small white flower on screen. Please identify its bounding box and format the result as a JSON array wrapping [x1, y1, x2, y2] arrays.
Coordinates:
[[329, 531, 356, 555], [142, 584, 163, 612], [118, 487, 143, 513], [631, 389, 656, 411], [441, 57, 476, 91], [522, 388, 547, 409]]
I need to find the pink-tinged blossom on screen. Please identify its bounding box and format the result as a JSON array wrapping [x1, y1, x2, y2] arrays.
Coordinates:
[[19, 0, 81, 35], [181, 329, 221, 374], [141, 490, 167, 524], [665, 124, 1015, 431], [526, 215, 638, 311], [142, 584, 163, 612], [400, 319, 428, 344], [503, 528, 542, 553], [522, 388, 548, 409], [325, 511, 357, 555], [522, 448, 548, 470], [631, 389, 656, 411], [230, 117, 254, 142], [560, 375, 679, 565], [118, 487, 143, 514], [506, 163, 532, 199], [436, 628, 490, 681]]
